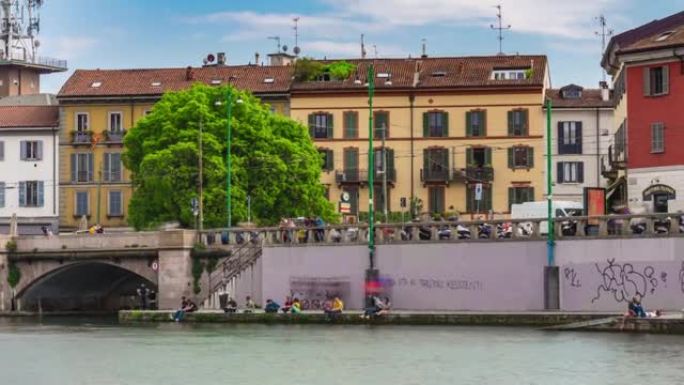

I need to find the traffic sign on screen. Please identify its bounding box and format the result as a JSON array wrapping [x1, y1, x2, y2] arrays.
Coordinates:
[[475, 183, 483, 201]]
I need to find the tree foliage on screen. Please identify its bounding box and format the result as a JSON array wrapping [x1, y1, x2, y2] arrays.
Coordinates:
[[123, 84, 336, 230]]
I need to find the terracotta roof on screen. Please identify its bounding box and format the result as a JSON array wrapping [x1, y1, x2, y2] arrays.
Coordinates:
[[291, 55, 547, 92], [602, 11, 684, 66], [547, 88, 615, 108], [0, 106, 59, 128], [58, 65, 293, 98]]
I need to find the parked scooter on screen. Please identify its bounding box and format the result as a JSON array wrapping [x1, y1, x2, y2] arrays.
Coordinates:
[[455, 224, 471, 239], [477, 223, 493, 239], [497, 222, 513, 239], [654, 217, 671, 234]]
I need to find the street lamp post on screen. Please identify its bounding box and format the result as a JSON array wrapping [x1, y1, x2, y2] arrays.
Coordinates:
[[225, 88, 233, 229], [365, 63, 378, 306]]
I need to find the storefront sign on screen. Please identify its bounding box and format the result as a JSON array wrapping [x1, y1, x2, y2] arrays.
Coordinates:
[[642, 184, 676, 200]]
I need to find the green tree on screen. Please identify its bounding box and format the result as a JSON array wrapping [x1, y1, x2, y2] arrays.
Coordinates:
[[124, 84, 336, 229]]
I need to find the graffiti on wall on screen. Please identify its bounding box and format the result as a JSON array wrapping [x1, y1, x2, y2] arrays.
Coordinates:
[[679, 262, 684, 293], [591, 259, 659, 303], [386, 276, 484, 292], [289, 276, 350, 310], [563, 267, 581, 288]]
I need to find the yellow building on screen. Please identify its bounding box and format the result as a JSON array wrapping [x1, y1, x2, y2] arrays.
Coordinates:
[[56, 63, 292, 230], [290, 56, 549, 218]]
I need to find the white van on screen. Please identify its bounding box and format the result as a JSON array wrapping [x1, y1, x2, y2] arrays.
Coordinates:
[[510, 201, 584, 234]]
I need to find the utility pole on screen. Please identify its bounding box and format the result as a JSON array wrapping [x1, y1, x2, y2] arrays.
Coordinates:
[[367, 62, 376, 270], [226, 88, 233, 228], [382, 123, 388, 223], [490, 4, 511, 55], [595, 15, 613, 83], [198, 116, 204, 231]]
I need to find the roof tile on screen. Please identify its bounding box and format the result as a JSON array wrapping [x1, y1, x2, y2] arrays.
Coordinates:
[[0, 106, 59, 128]]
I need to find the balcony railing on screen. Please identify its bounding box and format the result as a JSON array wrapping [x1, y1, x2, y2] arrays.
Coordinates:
[[421, 168, 450, 183], [72, 131, 92, 144], [105, 130, 126, 143], [73, 171, 93, 183], [335, 169, 396, 184], [465, 166, 494, 182]]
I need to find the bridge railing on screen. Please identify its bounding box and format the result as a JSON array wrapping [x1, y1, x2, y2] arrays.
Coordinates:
[[197, 213, 684, 247]]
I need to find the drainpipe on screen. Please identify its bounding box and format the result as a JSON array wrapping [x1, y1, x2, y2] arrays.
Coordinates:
[[409, 94, 415, 205], [596, 108, 600, 187]]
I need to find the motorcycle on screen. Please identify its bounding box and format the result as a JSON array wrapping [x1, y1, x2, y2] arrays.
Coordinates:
[[437, 223, 452, 240], [400, 225, 413, 241], [418, 225, 432, 240], [477, 223, 493, 239], [654, 217, 671, 234], [455, 224, 471, 240], [561, 220, 577, 236], [497, 222, 512, 239]]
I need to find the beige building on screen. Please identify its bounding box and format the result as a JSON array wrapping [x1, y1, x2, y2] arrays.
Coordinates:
[[290, 56, 550, 218]]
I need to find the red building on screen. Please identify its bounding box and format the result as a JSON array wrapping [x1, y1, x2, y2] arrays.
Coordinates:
[[602, 11, 684, 212]]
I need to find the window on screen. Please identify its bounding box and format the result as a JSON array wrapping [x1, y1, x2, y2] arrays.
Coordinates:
[[651, 122, 665, 153], [466, 184, 492, 212], [342, 147, 360, 182], [428, 186, 445, 214], [343, 111, 358, 139], [109, 112, 123, 132], [508, 146, 534, 169], [491, 69, 528, 80], [466, 110, 486, 137], [18, 181, 44, 207], [373, 185, 390, 213], [374, 147, 395, 180], [0, 182, 4, 207], [104, 153, 122, 182], [557, 162, 584, 184], [76, 113, 89, 131], [108, 191, 123, 216], [423, 148, 449, 181], [558, 121, 582, 154], [509, 186, 534, 210], [71, 153, 94, 183], [308, 113, 333, 139], [75, 191, 89, 216], [423, 111, 449, 137], [561, 88, 582, 99], [466, 147, 491, 168], [644, 66, 669, 96], [91, 81, 102, 88], [20, 141, 43, 161], [508, 109, 528, 136], [345, 186, 359, 215], [0, 141, 4, 161], [374, 111, 389, 139], [318, 148, 334, 171]]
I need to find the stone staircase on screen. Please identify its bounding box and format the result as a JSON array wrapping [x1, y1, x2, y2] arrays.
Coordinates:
[[202, 241, 262, 309]]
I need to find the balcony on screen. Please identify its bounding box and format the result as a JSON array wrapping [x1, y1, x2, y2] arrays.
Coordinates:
[[420, 168, 468, 185], [601, 145, 626, 180], [335, 169, 397, 185], [105, 130, 126, 144], [71, 131, 92, 145], [465, 166, 494, 182]]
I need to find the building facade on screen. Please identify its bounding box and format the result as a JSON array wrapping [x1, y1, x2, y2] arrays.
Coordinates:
[[289, 56, 549, 218], [56, 61, 292, 229], [602, 11, 684, 212], [547, 84, 615, 202], [0, 106, 60, 234]]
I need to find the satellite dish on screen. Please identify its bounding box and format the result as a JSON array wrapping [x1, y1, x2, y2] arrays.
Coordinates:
[[207, 54, 215, 63], [293, 46, 301, 55], [282, 45, 288, 52]]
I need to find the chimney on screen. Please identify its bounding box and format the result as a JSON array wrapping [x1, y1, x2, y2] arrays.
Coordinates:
[[255, 52, 260, 66], [217, 52, 226, 66], [599, 81, 609, 101], [186, 66, 194, 81]]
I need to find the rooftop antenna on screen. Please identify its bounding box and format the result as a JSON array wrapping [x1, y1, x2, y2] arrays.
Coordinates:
[[595, 14, 613, 83], [373, 44, 378, 58], [292, 17, 301, 56], [361, 34, 367, 59], [0, 0, 43, 62], [490, 4, 511, 55], [267, 36, 281, 53], [421, 38, 427, 58]]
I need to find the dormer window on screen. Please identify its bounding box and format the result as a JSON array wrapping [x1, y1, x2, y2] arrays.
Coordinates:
[[91, 81, 102, 88], [491, 69, 528, 80], [210, 79, 222, 85], [315, 73, 331, 82], [263, 77, 275, 84], [562, 89, 582, 99], [656, 31, 674, 42], [376, 72, 390, 78], [431, 71, 447, 77]]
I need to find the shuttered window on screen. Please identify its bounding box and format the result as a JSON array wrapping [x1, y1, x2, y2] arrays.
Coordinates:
[[71, 153, 94, 183], [18, 181, 44, 207], [557, 162, 584, 183], [343, 111, 358, 139], [374, 111, 389, 139], [428, 186, 445, 214], [508, 109, 528, 136], [108, 191, 123, 216], [343, 148, 359, 182], [651, 122, 665, 153], [76, 113, 89, 131], [508, 146, 534, 169], [20, 141, 43, 161], [557, 121, 582, 154], [308, 112, 333, 139], [0, 141, 4, 161], [75, 191, 89, 216], [466, 110, 486, 137], [0, 182, 5, 207], [644, 66, 669, 96], [423, 111, 449, 137], [104, 153, 122, 182], [109, 112, 123, 132], [508, 186, 535, 210], [466, 184, 492, 213], [318, 148, 334, 171]]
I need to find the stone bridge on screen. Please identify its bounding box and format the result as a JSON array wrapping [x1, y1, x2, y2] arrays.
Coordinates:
[[0, 230, 202, 312]]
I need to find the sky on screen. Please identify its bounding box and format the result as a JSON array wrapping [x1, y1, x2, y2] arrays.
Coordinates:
[[37, 0, 684, 93]]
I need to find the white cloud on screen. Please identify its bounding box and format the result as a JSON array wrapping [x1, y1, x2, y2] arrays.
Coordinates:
[[40, 36, 98, 60], [306, 40, 407, 58]]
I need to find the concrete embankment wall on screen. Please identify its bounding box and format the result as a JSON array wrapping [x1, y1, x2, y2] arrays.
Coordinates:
[[258, 238, 684, 312]]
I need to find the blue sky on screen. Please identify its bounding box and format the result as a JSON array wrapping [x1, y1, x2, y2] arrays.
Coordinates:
[[38, 0, 684, 93]]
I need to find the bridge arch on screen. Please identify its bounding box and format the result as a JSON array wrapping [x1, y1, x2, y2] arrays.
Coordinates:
[[16, 261, 158, 312]]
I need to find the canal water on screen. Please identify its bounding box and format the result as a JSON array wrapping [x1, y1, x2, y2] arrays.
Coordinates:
[[1, 318, 683, 385]]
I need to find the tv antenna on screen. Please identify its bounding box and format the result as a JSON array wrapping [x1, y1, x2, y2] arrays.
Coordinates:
[[490, 4, 511, 55], [267, 36, 281, 53], [421, 38, 427, 58], [361, 34, 367, 59], [293, 17, 301, 56], [373, 44, 378, 58], [0, 0, 44, 62], [595, 15, 613, 83]]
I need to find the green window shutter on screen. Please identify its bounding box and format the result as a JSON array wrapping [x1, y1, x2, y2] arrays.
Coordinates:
[[442, 112, 449, 137], [508, 187, 515, 211], [484, 147, 492, 166], [423, 112, 429, 137], [327, 113, 333, 138], [528, 187, 535, 202], [481, 110, 487, 137], [466, 187, 473, 213], [326, 150, 334, 171], [523, 110, 529, 136], [423, 149, 429, 171], [527, 147, 534, 168], [308, 114, 315, 137], [466, 148, 473, 166], [70, 153, 77, 183], [465, 111, 472, 137], [507, 111, 514, 136], [387, 148, 395, 173], [507, 147, 514, 169]]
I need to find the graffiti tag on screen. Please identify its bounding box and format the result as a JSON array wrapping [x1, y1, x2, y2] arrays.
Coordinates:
[[591, 258, 658, 303], [563, 267, 581, 288]]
